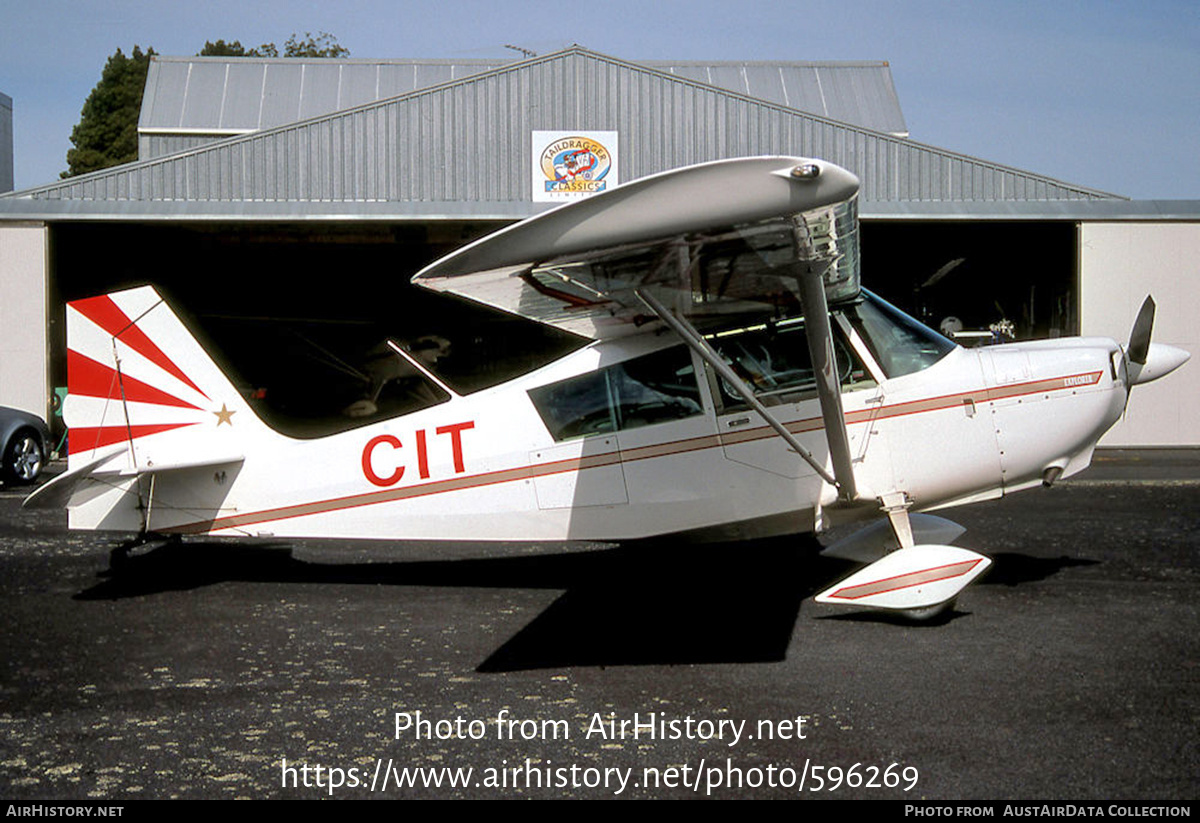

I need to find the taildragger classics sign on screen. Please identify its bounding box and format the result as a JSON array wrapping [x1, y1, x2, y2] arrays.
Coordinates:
[[532, 131, 619, 202]]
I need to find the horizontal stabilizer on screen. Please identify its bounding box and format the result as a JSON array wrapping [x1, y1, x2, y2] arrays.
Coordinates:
[[23, 450, 244, 510], [22, 448, 126, 510], [815, 545, 991, 612], [821, 514, 967, 563]]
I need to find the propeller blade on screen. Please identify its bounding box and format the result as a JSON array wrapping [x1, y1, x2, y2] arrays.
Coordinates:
[[1128, 296, 1155, 366]]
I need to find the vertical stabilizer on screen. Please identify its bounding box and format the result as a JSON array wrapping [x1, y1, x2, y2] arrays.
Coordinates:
[[34, 286, 263, 530], [64, 286, 264, 470]]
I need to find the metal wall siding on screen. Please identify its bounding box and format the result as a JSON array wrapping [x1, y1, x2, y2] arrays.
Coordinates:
[[140, 57, 909, 158], [191, 152, 204, 200], [188, 154, 201, 200], [28, 50, 1113, 206], [140, 135, 218, 162], [162, 159, 174, 201], [340, 118, 351, 200], [272, 133, 285, 201], [416, 95, 432, 200], [328, 117, 338, 201], [311, 126, 323, 200], [401, 96, 417, 201], [259, 134, 272, 201]]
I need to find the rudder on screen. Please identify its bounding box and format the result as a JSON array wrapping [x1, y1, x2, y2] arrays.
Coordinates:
[[64, 285, 264, 471]]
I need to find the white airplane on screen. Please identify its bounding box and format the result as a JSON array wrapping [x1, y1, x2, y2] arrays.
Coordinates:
[[26, 156, 1189, 619]]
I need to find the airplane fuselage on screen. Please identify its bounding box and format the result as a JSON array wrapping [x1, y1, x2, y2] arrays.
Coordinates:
[[63, 292, 1131, 545]]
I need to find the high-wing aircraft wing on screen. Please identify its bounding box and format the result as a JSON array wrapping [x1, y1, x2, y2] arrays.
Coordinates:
[[413, 156, 862, 340], [415, 156, 864, 500]]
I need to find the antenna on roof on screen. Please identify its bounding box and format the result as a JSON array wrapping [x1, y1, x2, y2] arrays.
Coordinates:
[[504, 44, 537, 58]]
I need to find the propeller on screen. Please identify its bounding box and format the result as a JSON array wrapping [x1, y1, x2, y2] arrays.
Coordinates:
[[1127, 296, 1155, 367], [1121, 296, 1189, 410]]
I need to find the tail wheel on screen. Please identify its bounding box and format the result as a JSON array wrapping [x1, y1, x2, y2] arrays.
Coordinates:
[[2, 431, 44, 484]]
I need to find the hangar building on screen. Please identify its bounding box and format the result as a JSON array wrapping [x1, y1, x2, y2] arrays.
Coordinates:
[[0, 47, 1196, 446]]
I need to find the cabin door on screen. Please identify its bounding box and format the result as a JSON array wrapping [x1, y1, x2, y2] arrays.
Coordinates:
[[705, 316, 878, 479]]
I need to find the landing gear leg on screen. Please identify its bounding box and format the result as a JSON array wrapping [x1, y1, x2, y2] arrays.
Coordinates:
[[879, 491, 915, 550], [879, 494, 956, 620]]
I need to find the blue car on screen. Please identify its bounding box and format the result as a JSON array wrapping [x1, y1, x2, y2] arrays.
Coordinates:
[[1, 406, 50, 485]]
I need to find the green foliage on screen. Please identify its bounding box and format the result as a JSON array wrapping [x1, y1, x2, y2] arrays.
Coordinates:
[[197, 32, 349, 58], [279, 32, 349, 58], [63, 46, 155, 178], [198, 39, 255, 56]]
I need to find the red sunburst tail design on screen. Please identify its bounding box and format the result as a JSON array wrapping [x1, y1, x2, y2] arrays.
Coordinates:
[[69, 294, 209, 400], [67, 349, 202, 411], [68, 423, 202, 455]]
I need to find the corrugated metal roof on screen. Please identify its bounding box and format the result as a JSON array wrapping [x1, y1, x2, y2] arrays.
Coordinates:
[[139, 57, 506, 134], [138, 55, 907, 158], [650, 60, 906, 136], [5, 47, 1118, 213]]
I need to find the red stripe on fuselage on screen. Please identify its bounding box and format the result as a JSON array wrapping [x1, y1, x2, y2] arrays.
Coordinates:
[[170, 369, 1106, 535]]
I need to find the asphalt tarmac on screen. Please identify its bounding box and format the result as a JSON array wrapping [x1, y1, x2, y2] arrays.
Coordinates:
[[1, 450, 1196, 800]]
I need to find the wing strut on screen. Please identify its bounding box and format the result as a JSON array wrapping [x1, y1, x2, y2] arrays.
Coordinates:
[[793, 261, 858, 503], [634, 287, 840, 489]]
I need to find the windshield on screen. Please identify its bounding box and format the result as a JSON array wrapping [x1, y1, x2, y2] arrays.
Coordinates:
[[843, 290, 957, 378]]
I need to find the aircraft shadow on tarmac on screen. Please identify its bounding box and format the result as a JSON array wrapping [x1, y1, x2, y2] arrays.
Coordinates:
[[71, 538, 1097, 671], [977, 552, 1098, 586]]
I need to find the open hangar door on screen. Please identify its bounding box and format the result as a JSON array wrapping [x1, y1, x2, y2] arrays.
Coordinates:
[[49, 222, 581, 440], [859, 220, 1078, 344], [46, 218, 1079, 442]]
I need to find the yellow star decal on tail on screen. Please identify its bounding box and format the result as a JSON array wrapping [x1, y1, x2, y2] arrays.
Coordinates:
[[213, 403, 236, 426]]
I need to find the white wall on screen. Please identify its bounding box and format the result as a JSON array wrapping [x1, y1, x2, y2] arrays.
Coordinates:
[[1079, 222, 1200, 446], [0, 224, 48, 417]]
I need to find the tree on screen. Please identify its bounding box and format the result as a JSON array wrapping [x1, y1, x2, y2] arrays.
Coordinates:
[[278, 32, 350, 58], [198, 39, 257, 57], [63, 46, 155, 177], [196, 32, 349, 59]]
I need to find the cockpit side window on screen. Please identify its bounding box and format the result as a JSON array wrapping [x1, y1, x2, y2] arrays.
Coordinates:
[[705, 316, 876, 413], [529, 346, 703, 441], [844, 291, 956, 378]]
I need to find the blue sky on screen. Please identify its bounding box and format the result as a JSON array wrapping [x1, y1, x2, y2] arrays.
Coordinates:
[[2, 0, 1197, 198]]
